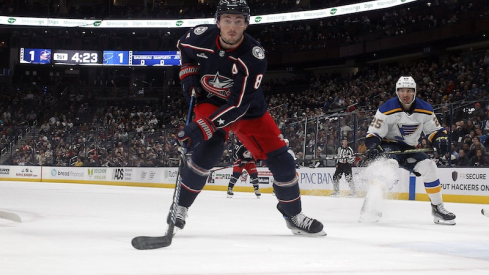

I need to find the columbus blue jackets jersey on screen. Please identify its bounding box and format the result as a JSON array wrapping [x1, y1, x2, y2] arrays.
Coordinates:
[[366, 97, 447, 147], [234, 143, 254, 163], [177, 24, 268, 129]]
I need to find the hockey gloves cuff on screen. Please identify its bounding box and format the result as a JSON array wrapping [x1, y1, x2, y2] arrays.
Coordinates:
[[365, 145, 384, 161], [180, 64, 203, 102], [177, 117, 216, 151], [433, 136, 449, 155]]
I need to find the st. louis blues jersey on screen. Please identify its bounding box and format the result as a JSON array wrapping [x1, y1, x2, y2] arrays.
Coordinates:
[[177, 24, 268, 129], [366, 97, 447, 147]]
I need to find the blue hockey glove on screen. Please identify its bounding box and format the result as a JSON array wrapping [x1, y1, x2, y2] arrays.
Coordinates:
[[365, 145, 384, 161], [179, 64, 203, 102], [433, 136, 449, 155], [176, 117, 216, 150]]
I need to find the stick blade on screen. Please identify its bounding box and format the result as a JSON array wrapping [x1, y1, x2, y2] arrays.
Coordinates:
[[482, 209, 489, 217], [0, 211, 22, 223], [131, 236, 172, 250]]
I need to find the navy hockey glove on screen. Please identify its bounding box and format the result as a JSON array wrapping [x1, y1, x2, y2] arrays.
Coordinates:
[[433, 136, 449, 155], [365, 145, 384, 161], [179, 64, 203, 102], [176, 117, 216, 150]]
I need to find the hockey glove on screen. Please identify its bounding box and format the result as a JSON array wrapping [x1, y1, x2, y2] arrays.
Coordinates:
[[176, 117, 216, 151], [433, 136, 449, 155], [365, 145, 384, 161], [180, 64, 203, 102]]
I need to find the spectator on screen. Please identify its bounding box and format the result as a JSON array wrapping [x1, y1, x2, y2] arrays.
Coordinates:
[[470, 102, 485, 123], [74, 157, 84, 167], [455, 149, 470, 166], [469, 137, 487, 158], [469, 149, 487, 166]]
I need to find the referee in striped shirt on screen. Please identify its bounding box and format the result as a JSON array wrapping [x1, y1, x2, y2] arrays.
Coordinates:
[[331, 138, 356, 196]]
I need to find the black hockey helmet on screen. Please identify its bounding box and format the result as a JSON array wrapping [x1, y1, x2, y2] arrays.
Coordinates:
[[215, 0, 250, 23]]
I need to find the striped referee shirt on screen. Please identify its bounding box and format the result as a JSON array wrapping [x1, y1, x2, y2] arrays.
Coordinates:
[[336, 146, 354, 164]]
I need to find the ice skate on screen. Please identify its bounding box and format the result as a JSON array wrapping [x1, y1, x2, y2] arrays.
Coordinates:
[[348, 190, 357, 197], [166, 205, 188, 235], [330, 191, 339, 196], [253, 185, 261, 198], [431, 203, 456, 225], [277, 203, 326, 236], [226, 188, 234, 198]]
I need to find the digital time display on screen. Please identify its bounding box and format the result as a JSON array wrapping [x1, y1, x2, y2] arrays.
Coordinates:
[[52, 50, 102, 65], [20, 48, 51, 64]]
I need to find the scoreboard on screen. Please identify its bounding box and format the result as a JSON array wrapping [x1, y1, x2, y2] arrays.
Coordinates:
[[20, 48, 52, 64], [131, 51, 180, 66], [102, 50, 131, 65], [103, 50, 180, 66], [20, 49, 181, 66], [52, 50, 102, 65]]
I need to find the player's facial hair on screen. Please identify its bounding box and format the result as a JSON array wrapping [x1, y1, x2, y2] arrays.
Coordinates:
[[220, 32, 244, 46]]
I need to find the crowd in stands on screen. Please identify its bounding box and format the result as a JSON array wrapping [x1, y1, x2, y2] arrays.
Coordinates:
[[2, 47, 489, 167], [0, 0, 386, 20], [6, 1, 489, 54], [1, 0, 489, 167]]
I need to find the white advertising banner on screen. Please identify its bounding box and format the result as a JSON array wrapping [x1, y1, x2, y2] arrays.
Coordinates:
[[416, 167, 489, 196], [0, 0, 417, 28], [0, 166, 42, 180], [205, 166, 410, 194]]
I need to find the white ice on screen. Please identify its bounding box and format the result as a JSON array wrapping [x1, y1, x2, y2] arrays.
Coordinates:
[[1, 180, 489, 275]]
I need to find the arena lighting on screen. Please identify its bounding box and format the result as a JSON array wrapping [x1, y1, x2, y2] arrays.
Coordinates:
[[0, 0, 418, 28]]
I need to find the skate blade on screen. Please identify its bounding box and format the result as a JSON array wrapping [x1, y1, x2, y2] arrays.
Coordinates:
[[434, 218, 456, 225], [290, 229, 327, 236], [226, 195, 233, 198]]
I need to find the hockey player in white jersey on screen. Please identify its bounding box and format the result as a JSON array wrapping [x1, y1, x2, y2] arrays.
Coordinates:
[[363, 76, 456, 225]]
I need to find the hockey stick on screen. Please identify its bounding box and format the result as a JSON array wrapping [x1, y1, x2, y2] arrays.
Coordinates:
[[482, 209, 489, 217], [210, 163, 238, 173], [0, 210, 21, 223], [301, 148, 435, 162], [131, 94, 195, 250]]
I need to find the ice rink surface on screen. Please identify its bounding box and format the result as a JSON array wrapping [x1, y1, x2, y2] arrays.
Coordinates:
[[1, 180, 489, 275]]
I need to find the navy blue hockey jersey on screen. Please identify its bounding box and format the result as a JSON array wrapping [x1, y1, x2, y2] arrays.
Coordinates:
[[177, 24, 268, 128]]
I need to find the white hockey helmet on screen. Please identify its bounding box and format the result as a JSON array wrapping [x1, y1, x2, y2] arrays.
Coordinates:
[[396, 76, 416, 104]]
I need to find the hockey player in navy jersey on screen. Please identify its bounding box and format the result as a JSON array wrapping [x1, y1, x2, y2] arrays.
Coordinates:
[[363, 76, 456, 225], [173, 0, 325, 236], [226, 142, 261, 198]]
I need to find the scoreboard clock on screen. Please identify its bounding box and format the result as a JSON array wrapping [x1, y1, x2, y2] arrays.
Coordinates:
[[52, 50, 102, 65], [20, 48, 51, 64]]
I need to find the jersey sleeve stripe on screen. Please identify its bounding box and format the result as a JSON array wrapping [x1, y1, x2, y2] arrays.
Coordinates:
[[383, 108, 402, 115], [179, 42, 215, 53], [413, 109, 433, 115], [236, 57, 249, 107]]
